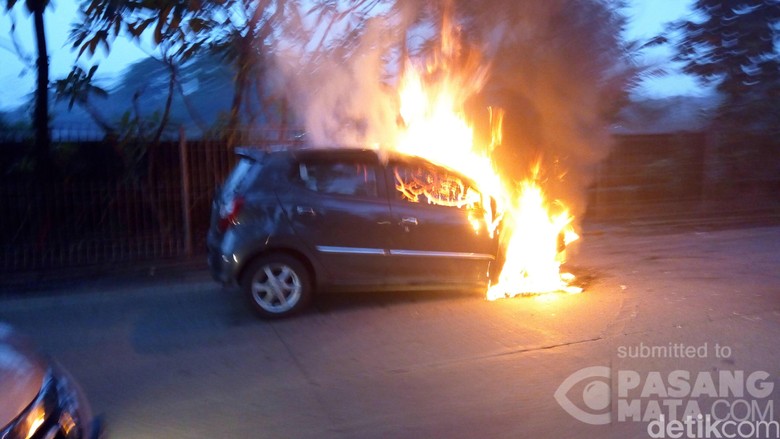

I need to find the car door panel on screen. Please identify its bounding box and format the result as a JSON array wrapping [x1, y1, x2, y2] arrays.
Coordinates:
[[277, 159, 393, 287], [385, 159, 496, 287]]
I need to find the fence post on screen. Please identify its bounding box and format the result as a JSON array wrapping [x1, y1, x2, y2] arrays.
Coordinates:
[[179, 126, 193, 256]]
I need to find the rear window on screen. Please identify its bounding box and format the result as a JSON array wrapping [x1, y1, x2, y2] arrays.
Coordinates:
[[298, 161, 378, 197]]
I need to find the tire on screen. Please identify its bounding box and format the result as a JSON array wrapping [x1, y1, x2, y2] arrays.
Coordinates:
[[241, 254, 312, 318]]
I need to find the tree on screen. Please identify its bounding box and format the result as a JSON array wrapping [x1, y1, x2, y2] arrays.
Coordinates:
[[53, 65, 114, 135], [675, 0, 780, 133], [5, 0, 52, 173], [71, 0, 219, 136], [201, 0, 306, 145], [674, 0, 780, 194], [70, 0, 306, 145]]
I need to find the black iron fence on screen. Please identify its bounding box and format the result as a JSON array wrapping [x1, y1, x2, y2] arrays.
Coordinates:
[[0, 129, 299, 273], [1, 181, 185, 270], [586, 132, 780, 224], [1, 129, 778, 273]]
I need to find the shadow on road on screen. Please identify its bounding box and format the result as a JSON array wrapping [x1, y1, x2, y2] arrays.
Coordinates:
[[310, 289, 481, 315]]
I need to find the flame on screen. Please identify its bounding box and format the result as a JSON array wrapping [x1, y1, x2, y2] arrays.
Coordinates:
[[391, 17, 580, 300], [486, 177, 583, 300]]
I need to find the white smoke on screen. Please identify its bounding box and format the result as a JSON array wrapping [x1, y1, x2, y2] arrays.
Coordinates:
[[271, 0, 633, 217], [272, 10, 405, 148]]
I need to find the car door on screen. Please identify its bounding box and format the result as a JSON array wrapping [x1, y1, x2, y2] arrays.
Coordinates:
[[277, 153, 393, 287], [385, 157, 497, 287]]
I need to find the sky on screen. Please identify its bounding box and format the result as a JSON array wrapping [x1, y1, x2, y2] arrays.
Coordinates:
[[0, 0, 148, 110], [0, 0, 707, 111], [621, 0, 711, 98]]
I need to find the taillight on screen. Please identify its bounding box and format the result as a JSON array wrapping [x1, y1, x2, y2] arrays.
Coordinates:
[[218, 196, 244, 232]]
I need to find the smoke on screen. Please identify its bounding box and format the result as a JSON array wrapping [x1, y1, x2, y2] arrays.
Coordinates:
[[272, 0, 632, 217], [456, 0, 631, 219], [272, 10, 406, 149]]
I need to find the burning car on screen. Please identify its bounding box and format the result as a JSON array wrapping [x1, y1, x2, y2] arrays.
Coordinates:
[[207, 146, 501, 318], [0, 323, 100, 439]]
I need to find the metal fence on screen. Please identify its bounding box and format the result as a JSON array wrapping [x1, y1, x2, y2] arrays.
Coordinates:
[[1, 129, 778, 273], [586, 132, 780, 224], [0, 181, 185, 271], [0, 129, 297, 273]]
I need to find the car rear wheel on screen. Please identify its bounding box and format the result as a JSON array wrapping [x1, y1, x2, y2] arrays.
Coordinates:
[[241, 254, 312, 318]]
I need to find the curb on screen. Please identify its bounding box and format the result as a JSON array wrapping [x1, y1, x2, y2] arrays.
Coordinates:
[[1, 254, 210, 295]]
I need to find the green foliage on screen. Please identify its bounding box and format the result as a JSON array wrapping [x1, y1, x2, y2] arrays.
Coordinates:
[[112, 107, 165, 180], [52, 65, 118, 136], [53, 65, 108, 110], [69, 0, 310, 146], [70, 0, 223, 60], [4, 0, 48, 14], [674, 0, 780, 193], [674, 0, 780, 133]]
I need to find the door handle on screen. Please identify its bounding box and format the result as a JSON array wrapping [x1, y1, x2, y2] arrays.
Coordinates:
[[296, 206, 316, 216], [399, 217, 418, 226]]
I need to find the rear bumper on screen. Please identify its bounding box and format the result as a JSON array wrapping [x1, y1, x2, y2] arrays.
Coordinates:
[[207, 245, 237, 285]]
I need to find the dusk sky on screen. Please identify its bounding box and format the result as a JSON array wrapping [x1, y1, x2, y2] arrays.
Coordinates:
[[0, 0, 705, 111]]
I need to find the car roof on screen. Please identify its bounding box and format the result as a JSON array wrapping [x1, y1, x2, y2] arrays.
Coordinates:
[[235, 144, 449, 164], [233, 145, 479, 187], [292, 146, 383, 162], [235, 145, 377, 161]]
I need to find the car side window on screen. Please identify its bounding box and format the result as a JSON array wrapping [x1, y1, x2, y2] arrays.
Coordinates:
[[392, 162, 483, 211], [299, 161, 378, 197]]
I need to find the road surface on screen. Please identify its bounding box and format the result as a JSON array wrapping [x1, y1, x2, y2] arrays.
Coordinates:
[[2, 224, 779, 438]]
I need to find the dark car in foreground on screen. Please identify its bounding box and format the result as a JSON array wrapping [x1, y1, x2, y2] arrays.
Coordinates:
[[207, 146, 500, 318], [0, 323, 100, 439]]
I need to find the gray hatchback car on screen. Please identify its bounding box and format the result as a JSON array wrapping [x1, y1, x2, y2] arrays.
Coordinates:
[[207, 146, 500, 318]]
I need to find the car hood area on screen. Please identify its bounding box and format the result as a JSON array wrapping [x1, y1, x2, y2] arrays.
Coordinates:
[[0, 323, 46, 429]]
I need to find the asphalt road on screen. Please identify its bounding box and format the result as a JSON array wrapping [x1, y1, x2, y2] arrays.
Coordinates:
[[2, 225, 779, 438]]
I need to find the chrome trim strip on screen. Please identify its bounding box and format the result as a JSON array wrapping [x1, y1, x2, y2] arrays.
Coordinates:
[[316, 246, 387, 255], [388, 249, 495, 260], [315, 246, 494, 260]]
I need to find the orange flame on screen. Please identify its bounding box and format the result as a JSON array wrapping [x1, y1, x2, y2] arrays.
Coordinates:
[[392, 18, 580, 300], [487, 175, 582, 300]]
